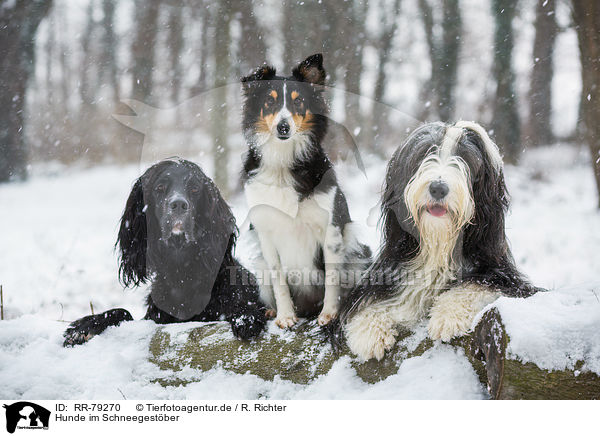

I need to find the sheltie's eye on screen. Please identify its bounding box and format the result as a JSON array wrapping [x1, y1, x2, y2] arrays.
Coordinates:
[[293, 96, 304, 109], [265, 95, 275, 107]]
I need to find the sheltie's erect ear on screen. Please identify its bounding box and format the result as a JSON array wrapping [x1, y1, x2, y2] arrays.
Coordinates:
[[116, 177, 148, 287], [241, 65, 276, 93], [292, 53, 326, 85]]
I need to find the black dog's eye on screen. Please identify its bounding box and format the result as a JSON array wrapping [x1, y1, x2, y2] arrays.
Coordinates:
[[156, 184, 165, 192], [293, 97, 304, 108], [190, 187, 199, 194], [265, 95, 275, 106]]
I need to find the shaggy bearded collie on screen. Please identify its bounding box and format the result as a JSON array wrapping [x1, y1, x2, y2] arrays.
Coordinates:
[[337, 121, 540, 360]]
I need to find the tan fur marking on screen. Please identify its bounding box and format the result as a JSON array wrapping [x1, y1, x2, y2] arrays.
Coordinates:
[[296, 110, 313, 132], [257, 112, 275, 134], [269, 90, 278, 99], [291, 90, 299, 100]]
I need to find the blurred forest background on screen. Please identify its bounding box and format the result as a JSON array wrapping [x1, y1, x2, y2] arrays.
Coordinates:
[[1, 0, 599, 203]]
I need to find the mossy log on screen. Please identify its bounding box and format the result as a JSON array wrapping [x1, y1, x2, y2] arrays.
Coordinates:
[[149, 309, 600, 399]]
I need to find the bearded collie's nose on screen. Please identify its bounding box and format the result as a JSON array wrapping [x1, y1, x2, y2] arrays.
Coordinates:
[[429, 180, 449, 200], [277, 120, 291, 138], [169, 197, 189, 212]]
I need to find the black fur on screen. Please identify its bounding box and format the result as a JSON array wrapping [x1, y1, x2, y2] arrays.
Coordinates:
[[64, 159, 265, 346]]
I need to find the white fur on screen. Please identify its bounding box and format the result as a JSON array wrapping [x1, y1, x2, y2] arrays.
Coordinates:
[[439, 125, 464, 160], [454, 120, 504, 171], [428, 284, 499, 341], [245, 138, 356, 327], [268, 82, 297, 138], [345, 305, 399, 361]]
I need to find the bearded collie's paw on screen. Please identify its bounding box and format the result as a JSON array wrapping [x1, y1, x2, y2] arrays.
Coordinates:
[[428, 286, 499, 342], [345, 309, 398, 361]]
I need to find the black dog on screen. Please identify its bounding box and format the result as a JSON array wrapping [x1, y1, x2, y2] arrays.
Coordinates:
[[63, 159, 265, 346]]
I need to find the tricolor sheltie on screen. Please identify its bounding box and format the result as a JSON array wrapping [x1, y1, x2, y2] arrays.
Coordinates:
[[240, 53, 371, 328], [337, 121, 541, 360]]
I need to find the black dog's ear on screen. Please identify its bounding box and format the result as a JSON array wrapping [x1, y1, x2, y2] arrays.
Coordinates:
[[116, 177, 148, 287], [199, 178, 237, 247], [292, 53, 326, 85], [241, 64, 276, 93]]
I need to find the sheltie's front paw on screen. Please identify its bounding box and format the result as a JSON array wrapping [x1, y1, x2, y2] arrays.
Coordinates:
[[317, 308, 338, 326], [275, 312, 298, 329]]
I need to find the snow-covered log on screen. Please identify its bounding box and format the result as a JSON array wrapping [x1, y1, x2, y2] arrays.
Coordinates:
[[149, 308, 600, 399]]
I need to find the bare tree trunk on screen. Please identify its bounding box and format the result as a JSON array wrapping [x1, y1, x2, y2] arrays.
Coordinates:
[[45, 12, 54, 107], [191, 4, 209, 97], [101, 0, 120, 105], [491, 0, 521, 164], [527, 0, 557, 146], [131, 0, 160, 103], [234, 1, 267, 77], [572, 1, 600, 208], [417, 0, 436, 120], [58, 4, 70, 111], [211, 4, 232, 197], [417, 0, 462, 122], [371, 0, 402, 153], [343, 0, 368, 140], [438, 0, 462, 122], [167, 5, 184, 103], [79, 2, 96, 106], [0, 0, 53, 182]]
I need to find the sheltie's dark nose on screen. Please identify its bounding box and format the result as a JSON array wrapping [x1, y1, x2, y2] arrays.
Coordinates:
[[429, 180, 449, 200], [277, 120, 291, 138]]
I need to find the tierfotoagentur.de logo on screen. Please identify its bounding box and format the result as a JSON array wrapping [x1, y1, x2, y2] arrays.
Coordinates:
[[3, 402, 50, 434]]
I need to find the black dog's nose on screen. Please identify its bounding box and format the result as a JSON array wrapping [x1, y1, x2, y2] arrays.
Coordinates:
[[169, 197, 189, 212], [429, 180, 449, 200], [277, 120, 290, 137]]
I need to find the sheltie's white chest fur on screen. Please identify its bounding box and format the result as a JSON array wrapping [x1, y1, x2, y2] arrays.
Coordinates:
[[245, 171, 333, 273]]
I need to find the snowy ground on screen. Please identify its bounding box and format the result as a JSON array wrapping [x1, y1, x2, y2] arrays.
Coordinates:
[[1, 144, 599, 399]]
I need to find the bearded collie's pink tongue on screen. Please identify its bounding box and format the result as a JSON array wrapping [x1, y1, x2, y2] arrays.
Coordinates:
[[427, 205, 447, 217]]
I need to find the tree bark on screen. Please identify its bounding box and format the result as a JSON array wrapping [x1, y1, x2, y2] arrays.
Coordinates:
[[491, 0, 521, 164], [527, 0, 557, 147], [101, 0, 120, 105], [438, 0, 462, 122], [368, 0, 401, 156], [0, 0, 53, 182], [233, 1, 267, 78], [166, 5, 184, 104], [211, 3, 232, 197], [149, 308, 600, 398], [130, 0, 160, 103], [417, 0, 462, 123], [572, 1, 600, 209]]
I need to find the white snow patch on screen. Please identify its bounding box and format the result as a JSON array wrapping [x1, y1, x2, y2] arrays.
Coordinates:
[[493, 289, 600, 375]]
